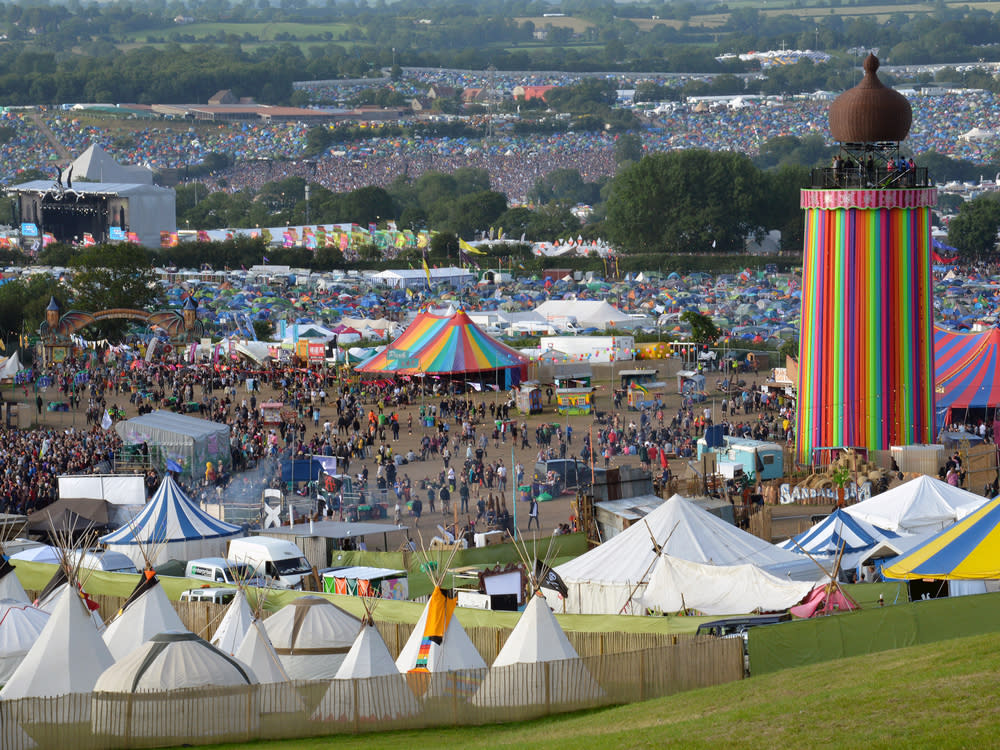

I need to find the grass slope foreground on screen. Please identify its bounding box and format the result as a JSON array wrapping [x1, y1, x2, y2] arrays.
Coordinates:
[[187, 632, 1000, 750]]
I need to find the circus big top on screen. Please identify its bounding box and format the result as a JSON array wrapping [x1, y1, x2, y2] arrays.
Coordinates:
[[356, 307, 528, 387]]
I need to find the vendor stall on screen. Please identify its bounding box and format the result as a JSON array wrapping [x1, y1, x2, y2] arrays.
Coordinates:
[[322, 566, 408, 599], [556, 387, 593, 415]]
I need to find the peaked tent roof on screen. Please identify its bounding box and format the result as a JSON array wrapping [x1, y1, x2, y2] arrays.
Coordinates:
[[883, 494, 1000, 580], [395, 588, 487, 673], [491, 593, 579, 667], [548, 494, 825, 614], [211, 588, 253, 656], [70, 143, 153, 185], [845, 475, 986, 535], [335, 621, 401, 679], [101, 574, 187, 661], [934, 326, 1000, 412], [0, 599, 50, 685], [641, 554, 817, 616], [100, 474, 241, 546], [263, 595, 360, 680], [0, 559, 29, 603], [235, 619, 291, 684], [356, 308, 528, 375], [0, 585, 114, 698], [781, 508, 899, 555]]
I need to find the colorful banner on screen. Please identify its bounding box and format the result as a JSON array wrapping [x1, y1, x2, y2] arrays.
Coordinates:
[[796, 197, 935, 464]]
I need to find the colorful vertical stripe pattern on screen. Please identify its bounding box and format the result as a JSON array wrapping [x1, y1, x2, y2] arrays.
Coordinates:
[[415, 637, 433, 669], [357, 309, 529, 375], [933, 326, 1000, 421], [796, 196, 935, 464]]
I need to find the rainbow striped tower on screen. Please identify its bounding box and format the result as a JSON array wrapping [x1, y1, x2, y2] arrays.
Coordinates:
[[796, 54, 936, 465]]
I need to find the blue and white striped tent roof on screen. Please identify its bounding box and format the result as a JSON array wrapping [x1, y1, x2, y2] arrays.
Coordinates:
[[100, 475, 241, 545], [781, 509, 898, 556]]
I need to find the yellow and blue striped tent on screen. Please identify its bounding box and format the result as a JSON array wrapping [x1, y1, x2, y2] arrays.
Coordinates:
[[882, 494, 1000, 580]]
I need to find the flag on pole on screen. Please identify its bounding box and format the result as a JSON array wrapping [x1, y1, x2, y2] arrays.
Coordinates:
[[422, 250, 432, 286], [459, 238, 486, 256], [100, 409, 113, 430]]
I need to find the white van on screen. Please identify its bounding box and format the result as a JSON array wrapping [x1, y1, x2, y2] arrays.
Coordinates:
[[179, 587, 237, 605], [227, 536, 312, 590], [185, 557, 262, 587]]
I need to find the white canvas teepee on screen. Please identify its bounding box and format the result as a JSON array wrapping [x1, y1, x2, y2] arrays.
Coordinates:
[[235, 619, 290, 684], [211, 588, 253, 656], [0, 599, 50, 686], [314, 604, 419, 722], [394, 587, 487, 674], [263, 596, 360, 680], [1, 585, 114, 698], [0, 560, 28, 604], [102, 574, 187, 661]]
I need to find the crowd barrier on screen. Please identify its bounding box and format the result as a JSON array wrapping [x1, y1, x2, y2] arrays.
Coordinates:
[[1, 640, 745, 750]]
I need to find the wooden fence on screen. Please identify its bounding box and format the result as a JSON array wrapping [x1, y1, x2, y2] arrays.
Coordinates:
[[66, 592, 709, 666], [0, 640, 745, 750]]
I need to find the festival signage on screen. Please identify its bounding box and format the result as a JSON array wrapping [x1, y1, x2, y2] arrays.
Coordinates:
[[20, 223, 38, 237], [109, 226, 126, 241], [780, 481, 872, 505]]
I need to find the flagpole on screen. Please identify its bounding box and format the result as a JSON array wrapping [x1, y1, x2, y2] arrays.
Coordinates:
[[512, 441, 518, 540]]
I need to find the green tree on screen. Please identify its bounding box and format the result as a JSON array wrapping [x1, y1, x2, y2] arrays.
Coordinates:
[[614, 133, 643, 167], [605, 151, 767, 254], [948, 194, 1000, 258], [70, 243, 158, 338], [681, 311, 720, 345]]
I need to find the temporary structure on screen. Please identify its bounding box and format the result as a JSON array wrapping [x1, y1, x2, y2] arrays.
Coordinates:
[[1, 583, 113, 698], [0, 557, 28, 604], [114, 411, 232, 483], [0, 599, 50, 685], [235, 619, 290, 684], [102, 571, 187, 661], [396, 542, 487, 684], [547, 494, 825, 615], [263, 596, 360, 680], [356, 308, 528, 387], [935, 326, 1000, 421], [641, 554, 818, 615], [845, 475, 986, 535], [100, 474, 243, 567], [33, 564, 105, 632], [781, 508, 898, 555], [211, 588, 253, 656], [883, 494, 1000, 580], [314, 597, 419, 721], [91, 632, 258, 740]]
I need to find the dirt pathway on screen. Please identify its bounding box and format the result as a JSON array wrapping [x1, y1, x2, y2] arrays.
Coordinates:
[[27, 111, 71, 164]]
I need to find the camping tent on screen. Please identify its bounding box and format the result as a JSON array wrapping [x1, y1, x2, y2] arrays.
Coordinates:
[[883, 494, 1000, 580], [211, 588, 253, 656], [234, 619, 290, 684], [781, 508, 899, 555], [546, 494, 826, 615], [0, 599, 49, 685], [844, 475, 986, 535], [0, 559, 28, 603], [314, 616, 419, 721], [356, 308, 528, 386], [640, 554, 817, 615], [395, 586, 487, 674], [472, 593, 602, 707], [100, 475, 243, 567], [92, 632, 259, 740], [114, 410, 231, 482], [933, 325, 1000, 425], [263, 596, 360, 679], [0, 585, 114, 699], [101, 573, 188, 661]]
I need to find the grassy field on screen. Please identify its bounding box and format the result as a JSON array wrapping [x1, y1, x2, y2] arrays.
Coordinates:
[[119, 21, 356, 43], [183, 631, 1000, 750]]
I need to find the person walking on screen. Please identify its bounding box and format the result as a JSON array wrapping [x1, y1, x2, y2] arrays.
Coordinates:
[[527, 497, 539, 532]]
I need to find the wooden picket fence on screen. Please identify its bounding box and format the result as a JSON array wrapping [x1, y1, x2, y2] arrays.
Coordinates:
[[0, 641, 744, 750], [72, 592, 708, 665]]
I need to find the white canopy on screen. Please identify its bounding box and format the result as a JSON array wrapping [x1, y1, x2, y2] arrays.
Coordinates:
[[493, 593, 579, 667], [263, 596, 360, 680], [395, 594, 486, 674], [234, 619, 290, 684], [0, 562, 28, 603], [845, 475, 987, 535], [0, 599, 50, 685], [547, 494, 825, 614], [533, 299, 632, 329], [1, 586, 114, 698], [641, 554, 819, 615]]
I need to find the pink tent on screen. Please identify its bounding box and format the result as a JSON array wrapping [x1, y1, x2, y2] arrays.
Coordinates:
[[790, 584, 858, 618]]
